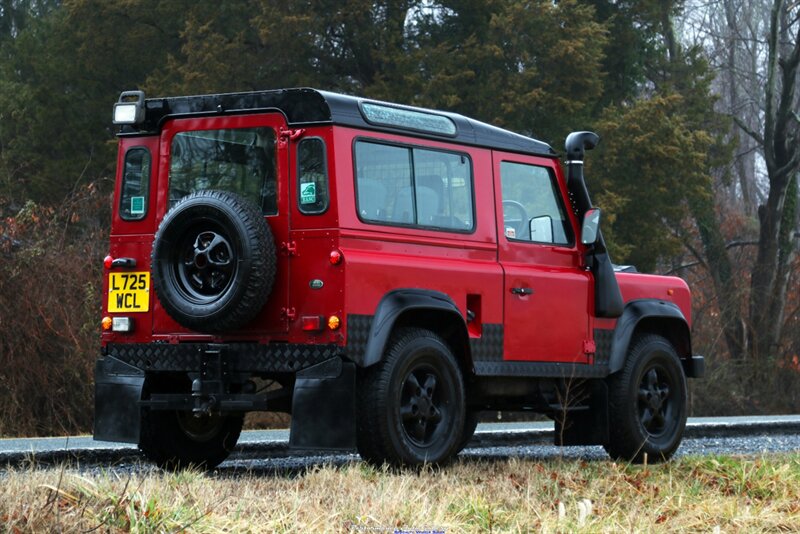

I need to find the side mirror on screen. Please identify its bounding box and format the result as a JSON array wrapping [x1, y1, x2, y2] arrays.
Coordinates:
[[530, 215, 553, 243], [581, 208, 601, 245]]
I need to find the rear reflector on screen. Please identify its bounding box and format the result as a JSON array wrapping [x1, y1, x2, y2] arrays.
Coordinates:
[[301, 316, 322, 331]]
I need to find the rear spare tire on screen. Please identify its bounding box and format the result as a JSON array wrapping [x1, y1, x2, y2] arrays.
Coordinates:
[[151, 190, 275, 332]]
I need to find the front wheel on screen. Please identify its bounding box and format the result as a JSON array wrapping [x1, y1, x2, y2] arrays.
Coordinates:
[[139, 410, 243, 470], [604, 334, 687, 463], [356, 328, 465, 466]]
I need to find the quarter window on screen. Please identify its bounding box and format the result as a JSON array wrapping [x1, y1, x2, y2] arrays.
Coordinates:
[[119, 147, 151, 221], [354, 141, 474, 231], [297, 138, 329, 214], [500, 161, 572, 245], [169, 127, 277, 215]]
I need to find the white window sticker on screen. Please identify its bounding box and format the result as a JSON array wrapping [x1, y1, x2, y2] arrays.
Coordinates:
[[300, 182, 316, 205], [130, 196, 145, 215]]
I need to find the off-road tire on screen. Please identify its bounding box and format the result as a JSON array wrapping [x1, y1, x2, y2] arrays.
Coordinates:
[[455, 411, 479, 454], [151, 190, 275, 333], [139, 409, 243, 470], [604, 334, 687, 463], [356, 328, 465, 466]]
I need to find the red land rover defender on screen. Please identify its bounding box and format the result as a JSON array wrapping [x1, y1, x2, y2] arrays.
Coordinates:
[[95, 88, 704, 468]]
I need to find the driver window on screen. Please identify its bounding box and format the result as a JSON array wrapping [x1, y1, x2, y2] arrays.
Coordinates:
[[500, 161, 572, 245]]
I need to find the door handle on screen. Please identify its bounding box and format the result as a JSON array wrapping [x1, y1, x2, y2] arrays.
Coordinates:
[[510, 287, 533, 296]]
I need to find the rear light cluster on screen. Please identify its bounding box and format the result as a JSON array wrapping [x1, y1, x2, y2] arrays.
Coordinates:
[[300, 250, 344, 333], [102, 316, 134, 332], [102, 254, 136, 333], [326, 249, 343, 331], [299, 315, 339, 331]]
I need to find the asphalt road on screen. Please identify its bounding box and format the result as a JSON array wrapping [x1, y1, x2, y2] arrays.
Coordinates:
[[2, 415, 799, 473]]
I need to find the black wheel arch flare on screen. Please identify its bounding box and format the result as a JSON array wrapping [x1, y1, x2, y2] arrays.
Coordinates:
[[609, 299, 693, 375], [352, 289, 470, 369]]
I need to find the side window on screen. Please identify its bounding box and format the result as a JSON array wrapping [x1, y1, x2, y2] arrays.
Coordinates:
[[120, 147, 151, 221], [354, 140, 474, 231], [297, 138, 329, 214], [413, 150, 473, 230], [500, 161, 572, 245], [355, 142, 410, 224]]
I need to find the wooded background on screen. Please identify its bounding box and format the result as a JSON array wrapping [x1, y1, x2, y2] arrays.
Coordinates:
[[0, 0, 799, 436]]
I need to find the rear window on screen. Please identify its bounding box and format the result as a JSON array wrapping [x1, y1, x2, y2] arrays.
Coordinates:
[[119, 147, 151, 221], [168, 127, 277, 214], [354, 140, 474, 232]]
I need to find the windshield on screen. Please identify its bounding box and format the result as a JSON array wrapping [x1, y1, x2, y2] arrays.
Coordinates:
[[169, 127, 277, 214]]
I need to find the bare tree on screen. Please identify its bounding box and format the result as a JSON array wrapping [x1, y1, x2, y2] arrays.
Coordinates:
[[745, 0, 800, 361], [678, 0, 800, 362]]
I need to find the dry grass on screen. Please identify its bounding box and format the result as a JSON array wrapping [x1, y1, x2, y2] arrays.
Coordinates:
[[2, 454, 799, 533]]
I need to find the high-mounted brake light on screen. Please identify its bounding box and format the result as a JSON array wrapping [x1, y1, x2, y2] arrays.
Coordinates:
[[329, 249, 343, 265], [112, 90, 145, 125]]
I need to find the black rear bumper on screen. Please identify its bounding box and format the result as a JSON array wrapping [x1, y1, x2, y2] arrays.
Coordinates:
[[102, 341, 344, 373], [94, 342, 356, 450]]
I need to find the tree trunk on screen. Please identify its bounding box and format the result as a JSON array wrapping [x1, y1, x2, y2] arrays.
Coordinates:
[[746, 0, 800, 361]]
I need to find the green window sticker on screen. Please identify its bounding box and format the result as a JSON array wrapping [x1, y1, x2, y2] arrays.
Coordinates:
[[130, 196, 145, 215], [300, 182, 316, 205]]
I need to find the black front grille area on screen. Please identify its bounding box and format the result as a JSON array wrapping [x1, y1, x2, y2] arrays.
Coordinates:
[[104, 342, 344, 373]]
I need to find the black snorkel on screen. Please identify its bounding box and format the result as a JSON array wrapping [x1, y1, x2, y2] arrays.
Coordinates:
[[565, 131, 623, 318]]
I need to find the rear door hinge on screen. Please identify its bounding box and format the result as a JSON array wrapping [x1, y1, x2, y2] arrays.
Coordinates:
[[583, 340, 596, 354], [281, 241, 297, 256], [281, 307, 297, 321], [278, 127, 305, 147]]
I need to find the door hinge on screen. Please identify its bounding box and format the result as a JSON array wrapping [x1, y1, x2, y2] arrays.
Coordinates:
[[281, 307, 297, 321], [583, 340, 596, 354], [281, 241, 297, 256], [278, 127, 305, 146]]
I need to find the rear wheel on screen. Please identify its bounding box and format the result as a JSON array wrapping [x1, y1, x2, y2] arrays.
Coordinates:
[[357, 328, 465, 466], [456, 411, 479, 454], [604, 334, 687, 463], [139, 409, 243, 470]]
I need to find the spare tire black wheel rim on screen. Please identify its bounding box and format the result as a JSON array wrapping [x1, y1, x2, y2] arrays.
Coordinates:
[[176, 225, 237, 304]]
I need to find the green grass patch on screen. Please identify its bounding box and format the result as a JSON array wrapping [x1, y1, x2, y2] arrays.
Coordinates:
[[2, 454, 799, 532]]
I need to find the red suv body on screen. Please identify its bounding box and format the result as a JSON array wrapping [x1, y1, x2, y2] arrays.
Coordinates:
[[95, 88, 704, 468]]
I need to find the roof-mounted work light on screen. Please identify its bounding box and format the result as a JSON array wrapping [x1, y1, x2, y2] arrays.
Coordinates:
[[113, 90, 145, 125]]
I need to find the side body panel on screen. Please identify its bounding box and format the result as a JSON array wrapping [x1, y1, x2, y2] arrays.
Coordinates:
[[332, 126, 504, 362]]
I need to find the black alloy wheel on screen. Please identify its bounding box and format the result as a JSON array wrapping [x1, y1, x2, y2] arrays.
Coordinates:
[[400, 364, 447, 447], [356, 328, 465, 466], [139, 409, 244, 470], [605, 334, 687, 463]]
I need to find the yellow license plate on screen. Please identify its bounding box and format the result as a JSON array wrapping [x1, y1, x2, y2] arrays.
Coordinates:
[[108, 272, 150, 312]]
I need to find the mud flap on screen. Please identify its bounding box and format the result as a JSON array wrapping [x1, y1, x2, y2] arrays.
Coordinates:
[[290, 357, 356, 451], [554, 381, 609, 446], [94, 356, 144, 444]]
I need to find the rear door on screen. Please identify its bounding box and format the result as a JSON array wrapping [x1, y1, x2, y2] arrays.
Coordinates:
[[493, 153, 592, 363], [104, 135, 160, 344], [151, 113, 291, 337]]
